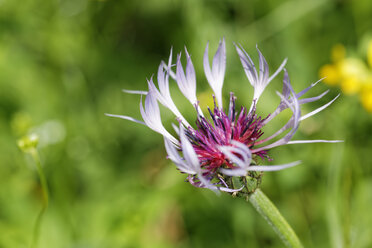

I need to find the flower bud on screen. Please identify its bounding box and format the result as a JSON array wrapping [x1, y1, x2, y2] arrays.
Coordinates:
[[17, 133, 39, 153]]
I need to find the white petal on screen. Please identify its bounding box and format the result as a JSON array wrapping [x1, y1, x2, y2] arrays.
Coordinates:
[[218, 146, 247, 169], [185, 47, 196, 89], [140, 92, 179, 145], [287, 140, 343, 144], [268, 58, 287, 84], [203, 39, 226, 108], [247, 161, 301, 171], [197, 172, 219, 193], [300, 94, 340, 121], [148, 75, 188, 126], [172, 123, 180, 135], [180, 125, 200, 172], [261, 70, 291, 124], [153, 66, 191, 127], [281, 69, 291, 98], [263, 76, 328, 126], [212, 39, 226, 88], [176, 53, 197, 105], [253, 85, 301, 152], [236, 44, 286, 105], [255, 117, 295, 145], [296, 78, 324, 98], [218, 141, 252, 176], [161, 60, 177, 80], [104, 113, 145, 125], [219, 185, 245, 192], [122, 89, 148, 95], [148, 77, 165, 105], [203, 42, 214, 89], [256, 46, 270, 87], [144, 89, 161, 122], [212, 39, 226, 79], [235, 43, 258, 84], [219, 168, 247, 177], [230, 140, 252, 158], [220, 142, 251, 167], [164, 138, 196, 174], [299, 90, 329, 104], [157, 63, 168, 95]]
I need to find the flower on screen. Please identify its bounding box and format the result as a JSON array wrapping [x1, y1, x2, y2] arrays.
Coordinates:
[[107, 39, 340, 193], [319, 41, 372, 112]]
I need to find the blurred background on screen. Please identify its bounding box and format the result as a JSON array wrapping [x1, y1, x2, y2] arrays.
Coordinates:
[[1, 0, 372, 247]]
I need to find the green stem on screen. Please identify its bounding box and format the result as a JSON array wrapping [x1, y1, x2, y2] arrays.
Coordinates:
[[248, 189, 303, 248], [29, 148, 49, 248]]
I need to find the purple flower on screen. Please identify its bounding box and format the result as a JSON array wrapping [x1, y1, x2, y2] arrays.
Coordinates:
[[107, 39, 341, 193]]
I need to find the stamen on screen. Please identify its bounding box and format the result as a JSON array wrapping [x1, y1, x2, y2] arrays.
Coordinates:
[[186, 94, 270, 172]]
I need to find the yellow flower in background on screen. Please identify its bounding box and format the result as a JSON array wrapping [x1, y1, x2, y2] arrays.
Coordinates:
[[338, 58, 368, 95], [319, 57, 366, 93], [319, 40, 372, 112], [360, 75, 372, 112], [319, 44, 346, 85], [341, 77, 361, 95], [319, 64, 340, 85], [368, 40, 372, 69], [361, 87, 372, 112], [339, 58, 368, 80]]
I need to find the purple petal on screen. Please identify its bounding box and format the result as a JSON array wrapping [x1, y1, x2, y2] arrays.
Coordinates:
[[299, 90, 329, 104], [296, 78, 324, 98], [256, 45, 269, 85]]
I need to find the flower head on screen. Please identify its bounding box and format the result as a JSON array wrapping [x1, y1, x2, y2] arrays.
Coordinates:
[[107, 39, 341, 193], [319, 41, 372, 112]]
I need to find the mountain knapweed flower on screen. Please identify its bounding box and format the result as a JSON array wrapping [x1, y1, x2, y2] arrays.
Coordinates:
[[107, 39, 340, 193]]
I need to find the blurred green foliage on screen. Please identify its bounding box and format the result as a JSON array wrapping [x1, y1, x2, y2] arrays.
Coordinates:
[[1, 0, 372, 247]]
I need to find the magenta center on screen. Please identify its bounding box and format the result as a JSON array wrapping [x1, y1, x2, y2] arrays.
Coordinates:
[[185, 94, 269, 172]]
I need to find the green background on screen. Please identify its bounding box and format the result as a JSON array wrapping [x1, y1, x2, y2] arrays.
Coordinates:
[[1, 0, 371, 247]]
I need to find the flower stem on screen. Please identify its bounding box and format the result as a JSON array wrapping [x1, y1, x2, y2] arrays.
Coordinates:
[[248, 189, 303, 248], [29, 148, 49, 248]]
